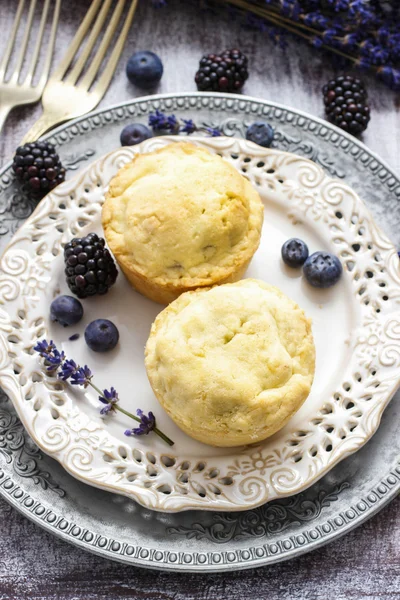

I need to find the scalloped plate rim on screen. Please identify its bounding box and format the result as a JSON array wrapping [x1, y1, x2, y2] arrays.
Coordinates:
[[1, 134, 399, 513]]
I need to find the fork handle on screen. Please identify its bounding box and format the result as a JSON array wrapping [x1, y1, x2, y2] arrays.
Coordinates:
[[20, 113, 62, 144]]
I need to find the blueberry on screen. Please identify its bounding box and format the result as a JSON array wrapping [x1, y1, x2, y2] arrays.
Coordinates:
[[126, 51, 163, 89], [120, 123, 152, 146], [303, 251, 343, 288], [84, 319, 119, 353], [281, 238, 309, 268], [50, 295, 83, 327], [246, 121, 274, 147]]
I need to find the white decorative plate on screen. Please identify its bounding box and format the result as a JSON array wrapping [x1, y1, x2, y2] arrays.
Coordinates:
[[1, 136, 399, 513]]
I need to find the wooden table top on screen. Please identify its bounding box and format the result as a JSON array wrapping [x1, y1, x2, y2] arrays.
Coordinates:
[[0, 1, 398, 599]]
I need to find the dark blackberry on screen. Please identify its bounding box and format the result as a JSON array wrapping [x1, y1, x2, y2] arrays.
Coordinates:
[[322, 75, 370, 135], [64, 233, 118, 298], [12, 141, 66, 198], [195, 48, 249, 93]]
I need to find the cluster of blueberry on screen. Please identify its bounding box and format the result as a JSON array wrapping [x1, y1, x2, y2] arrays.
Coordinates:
[[281, 239, 342, 288], [50, 294, 119, 353], [51, 294, 119, 353]]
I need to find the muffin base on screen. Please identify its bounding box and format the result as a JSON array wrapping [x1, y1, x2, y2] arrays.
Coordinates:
[[120, 257, 253, 304], [147, 376, 312, 447]]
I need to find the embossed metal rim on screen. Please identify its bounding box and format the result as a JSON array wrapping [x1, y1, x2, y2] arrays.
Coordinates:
[[0, 92, 399, 571], [0, 463, 399, 572]]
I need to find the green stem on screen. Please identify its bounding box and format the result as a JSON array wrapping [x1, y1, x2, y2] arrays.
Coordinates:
[[88, 381, 175, 447]]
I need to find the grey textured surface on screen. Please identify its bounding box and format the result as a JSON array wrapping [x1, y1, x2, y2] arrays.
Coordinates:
[[0, 0, 399, 598]]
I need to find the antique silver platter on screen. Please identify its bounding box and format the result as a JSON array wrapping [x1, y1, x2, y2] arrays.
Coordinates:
[[0, 92, 399, 571]]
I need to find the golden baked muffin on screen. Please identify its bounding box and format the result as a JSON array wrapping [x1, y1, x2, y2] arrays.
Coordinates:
[[102, 142, 264, 304], [145, 279, 315, 447]]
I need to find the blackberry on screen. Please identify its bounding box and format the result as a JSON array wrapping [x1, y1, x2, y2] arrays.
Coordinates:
[[64, 233, 118, 298], [322, 75, 370, 135], [195, 48, 249, 93], [12, 141, 66, 198]]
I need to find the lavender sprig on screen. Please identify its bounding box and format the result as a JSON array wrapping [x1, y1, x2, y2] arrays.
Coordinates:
[[33, 340, 174, 446], [157, 0, 400, 91], [149, 110, 222, 136], [71, 365, 92, 388], [99, 387, 119, 415], [222, 0, 400, 90], [34, 340, 66, 372], [125, 410, 156, 437]]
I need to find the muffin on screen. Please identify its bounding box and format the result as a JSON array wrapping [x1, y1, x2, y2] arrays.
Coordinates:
[[102, 142, 264, 304], [145, 279, 316, 447]]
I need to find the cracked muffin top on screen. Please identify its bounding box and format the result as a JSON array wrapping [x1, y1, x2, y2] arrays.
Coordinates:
[[145, 279, 315, 447], [102, 142, 264, 302]]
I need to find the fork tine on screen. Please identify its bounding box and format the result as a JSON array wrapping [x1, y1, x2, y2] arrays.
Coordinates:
[[92, 0, 138, 97], [24, 0, 50, 86], [10, 0, 37, 84], [0, 0, 25, 82], [65, 0, 113, 86], [51, 0, 102, 81], [79, 0, 126, 91], [34, 0, 61, 89]]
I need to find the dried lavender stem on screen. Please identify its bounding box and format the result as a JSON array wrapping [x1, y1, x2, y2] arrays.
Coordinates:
[[224, 0, 326, 37], [89, 380, 175, 447], [219, 0, 361, 66]]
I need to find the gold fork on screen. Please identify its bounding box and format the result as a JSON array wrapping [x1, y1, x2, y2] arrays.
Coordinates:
[[21, 0, 138, 144], [0, 0, 60, 133]]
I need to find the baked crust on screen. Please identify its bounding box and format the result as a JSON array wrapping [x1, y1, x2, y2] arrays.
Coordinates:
[[102, 142, 264, 304], [145, 279, 316, 447]]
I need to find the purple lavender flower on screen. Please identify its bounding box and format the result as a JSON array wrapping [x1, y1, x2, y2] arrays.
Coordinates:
[[181, 119, 197, 134], [312, 36, 323, 48], [148, 109, 168, 130], [58, 359, 78, 381], [206, 127, 222, 137], [349, 1, 376, 26], [70, 365, 92, 388], [322, 28, 339, 44], [45, 349, 65, 372], [357, 56, 372, 70], [125, 410, 156, 437], [378, 65, 400, 91], [34, 339, 56, 357], [34, 338, 174, 445], [149, 111, 221, 137], [34, 339, 65, 372], [303, 12, 330, 28], [342, 33, 360, 51], [149, 110, 178, 132], [326, 0, 349, 11], [167, 115, 178, 131], [281, 0, 301, 20], [99, 387, 119, 415]]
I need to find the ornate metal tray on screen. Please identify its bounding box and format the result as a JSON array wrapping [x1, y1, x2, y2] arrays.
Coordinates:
[[0, 93, 399, 570]]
